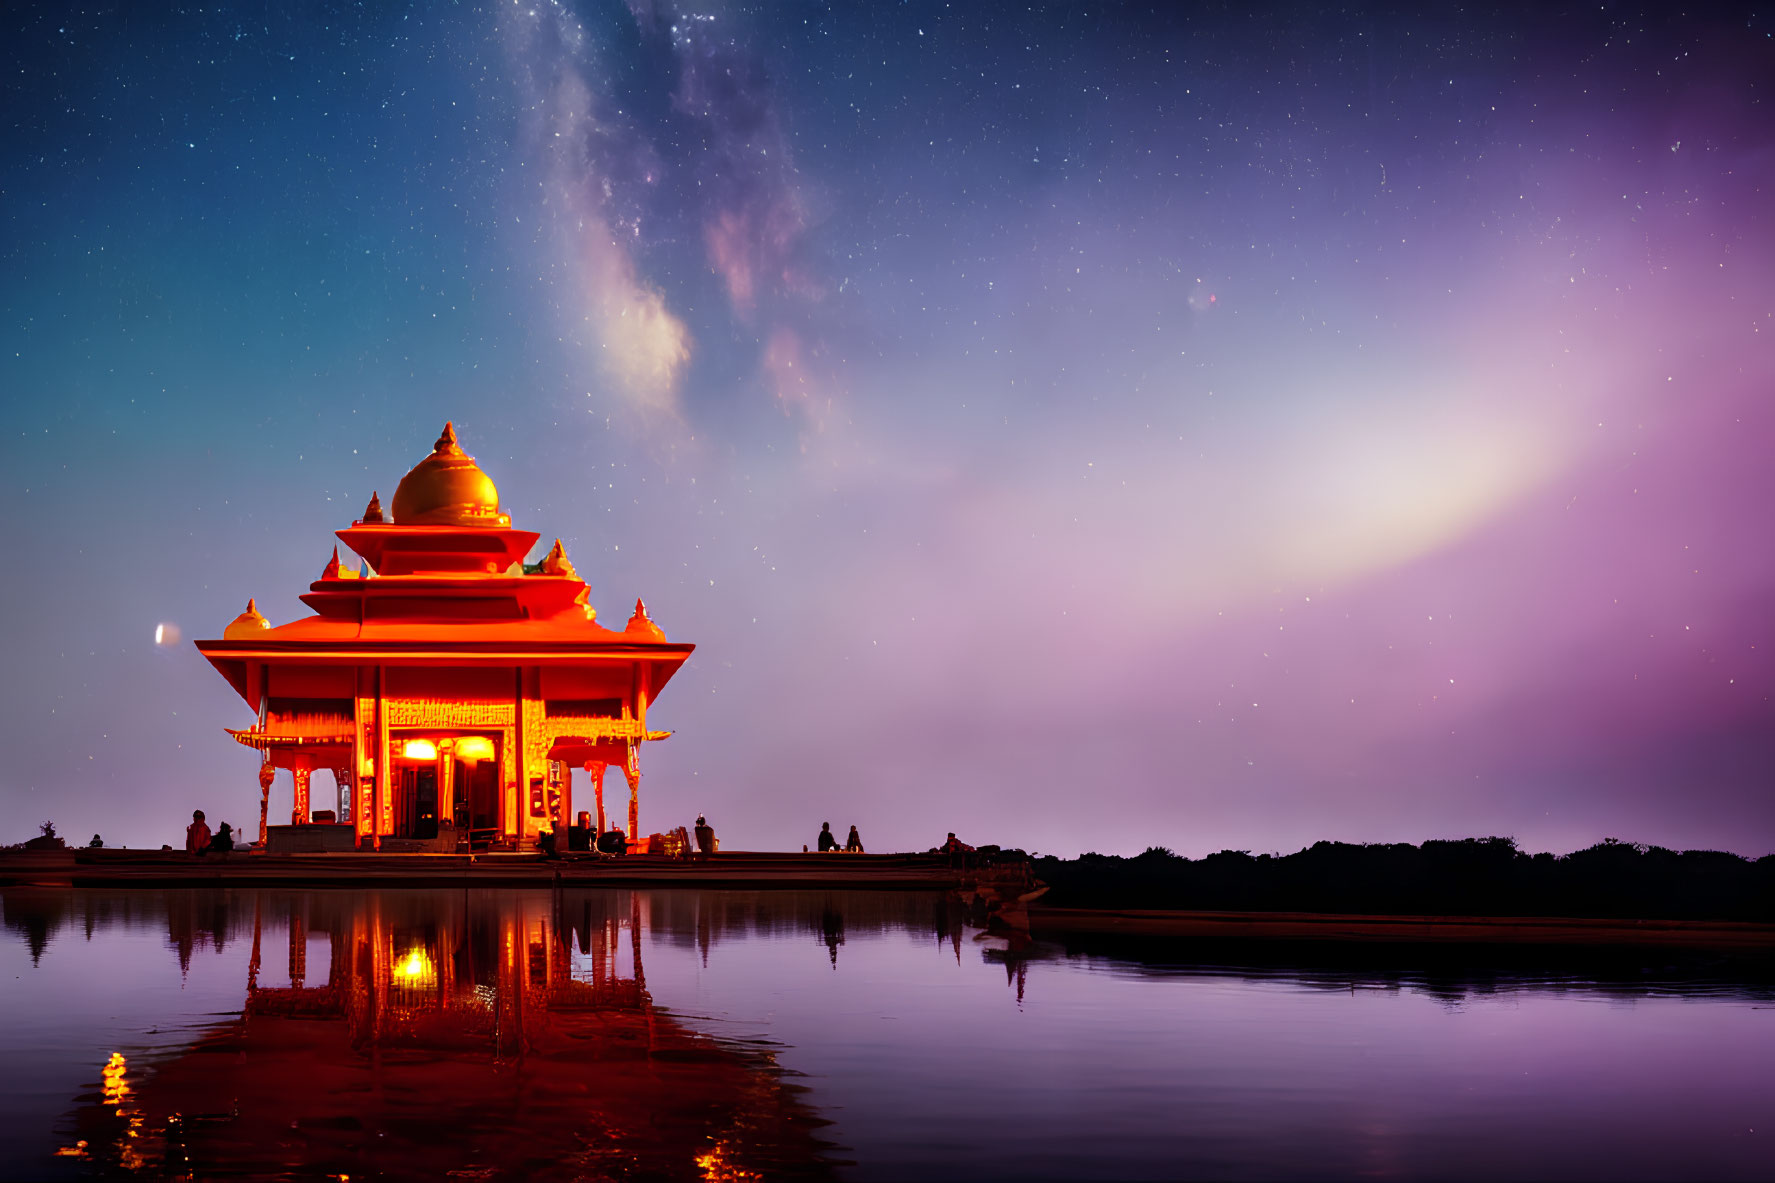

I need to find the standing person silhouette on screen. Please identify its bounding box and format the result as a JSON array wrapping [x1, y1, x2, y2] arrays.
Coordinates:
[[940, 831, 974, 868], [845, 825, 865, 853]]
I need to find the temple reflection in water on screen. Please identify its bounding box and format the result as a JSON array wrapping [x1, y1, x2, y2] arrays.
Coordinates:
[[7, 888, 1773, 1183], [243, 890, 652, 1056], [29, 888, 847, 1182]]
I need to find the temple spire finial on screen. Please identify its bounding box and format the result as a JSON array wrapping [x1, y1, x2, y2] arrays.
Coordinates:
[[360, 491, 385, 524], [434, 421, 464, 456]]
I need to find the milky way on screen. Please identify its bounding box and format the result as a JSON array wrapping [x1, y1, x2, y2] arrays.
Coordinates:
[[1, 3, 1770, 855]]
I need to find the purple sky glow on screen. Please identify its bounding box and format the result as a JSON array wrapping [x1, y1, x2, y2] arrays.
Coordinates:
[[1, 3, 1770, 855]]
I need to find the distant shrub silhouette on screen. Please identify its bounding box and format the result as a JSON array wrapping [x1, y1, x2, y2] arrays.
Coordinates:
[[21, 820, 68, 852], [1034, 838, 1775, 922]]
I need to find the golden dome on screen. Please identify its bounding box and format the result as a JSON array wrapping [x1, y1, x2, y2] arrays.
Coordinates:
[[391, 422, 511, 528], [223, 598, 271, 639]]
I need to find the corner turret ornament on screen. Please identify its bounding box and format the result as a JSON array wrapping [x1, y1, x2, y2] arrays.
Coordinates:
[[321, 546, 358, 580], [624, 597, 668, 642], [360, 491, 385, 524], [223, 598, 272, 639], [540, 538, 579, 580]]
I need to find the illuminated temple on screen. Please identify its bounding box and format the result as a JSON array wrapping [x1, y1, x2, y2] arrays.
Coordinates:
[[194, 423, 693, 852]]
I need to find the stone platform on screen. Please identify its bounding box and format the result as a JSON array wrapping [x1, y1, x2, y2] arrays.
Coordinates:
[[0, 847, 988, 890]]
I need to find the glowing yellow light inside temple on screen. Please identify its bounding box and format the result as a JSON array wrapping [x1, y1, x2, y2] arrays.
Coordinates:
[[454, 736, 495, 761], [402, 739, 438, 760]]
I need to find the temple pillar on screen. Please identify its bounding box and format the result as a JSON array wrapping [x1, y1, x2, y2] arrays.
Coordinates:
[[555, 762, 572, 835], [257, 761, 275, 847], [632, 660, 651, 731], [628, 661, 649, 849], [585, 760, 608, 836], [334, 767, 352, 825], [292, 768, 312, 825], [498, 723, 517, 843], [436, 742, 454, 841], [354, 668, 377, 848], [623, 742, 640, 846], [373, 665, 389, 850], [518, 668, 546, 844]]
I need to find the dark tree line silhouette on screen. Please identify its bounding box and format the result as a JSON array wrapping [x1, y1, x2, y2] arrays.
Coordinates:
[[1035, 838, 1775, 921]]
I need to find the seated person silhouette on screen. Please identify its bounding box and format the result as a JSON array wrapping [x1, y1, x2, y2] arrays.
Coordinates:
[[185, 810, 211, 857], [597, 826, 628, 855], [817, 822, 838, 852], [846, 825, 865, 853]]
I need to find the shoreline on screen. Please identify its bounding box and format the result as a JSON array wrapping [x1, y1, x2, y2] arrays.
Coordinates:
[[0, 848, 971, 889], [7, 851, 1771, 948], [1025, 905, 1775, 949]]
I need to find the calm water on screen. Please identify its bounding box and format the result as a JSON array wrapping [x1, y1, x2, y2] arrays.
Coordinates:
[[1, 888, 1771, 1181]]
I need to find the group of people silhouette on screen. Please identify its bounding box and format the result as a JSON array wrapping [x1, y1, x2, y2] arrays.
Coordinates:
[[169, 808, 946, 861], [554, 813, 718, 857], [184, 809, 236, 856], [816, 822, 865, 853]]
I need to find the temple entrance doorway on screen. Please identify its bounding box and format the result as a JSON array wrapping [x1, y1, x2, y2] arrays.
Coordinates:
[[391, 734, 501, 844], [448, 735, 501, 847], [465, 759, 498, 832], [310, 770, 333, 823], [397, 766, 440, 839]]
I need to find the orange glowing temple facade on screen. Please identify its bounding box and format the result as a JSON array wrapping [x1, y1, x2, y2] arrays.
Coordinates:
[[195, 424, 693, 851]]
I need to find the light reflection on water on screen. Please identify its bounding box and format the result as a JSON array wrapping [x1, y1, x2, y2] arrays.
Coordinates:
[[2, 887, 1772, 1181]]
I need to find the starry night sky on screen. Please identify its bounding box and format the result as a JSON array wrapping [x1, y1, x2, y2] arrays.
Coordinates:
[[3, 2, 1771, 856]]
